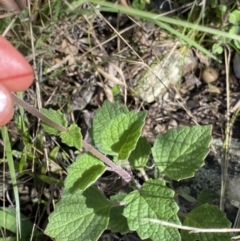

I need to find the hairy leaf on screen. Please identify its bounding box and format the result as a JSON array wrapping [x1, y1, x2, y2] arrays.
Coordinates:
[[152, 125, 212, 180], [123, 179, 181, 241], [60, 124, 82, 150], [45, 187, 111, 241], [182, 204, 231, 241], [65, 153, 105, 192], [40, 108, 68, 135]]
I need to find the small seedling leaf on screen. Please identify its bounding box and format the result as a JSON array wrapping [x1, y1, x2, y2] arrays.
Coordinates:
[[60, 124, 82, 150], [123, 179, 181, 241], [181, 204, 232, 241], [40, 108, 68, 135], [65, 153, 106, 192], [132, 0, 146, 10], [212, 43, 223, 55], [229, 10, 240, 24], [129, 136, 151, 169], [229, 26, 240, 49], [90, 100, 128, 147], [152, 125, 212, 180], [49, 146, 60, 160], [101, 111, 147, 160], [37, 174, 64, 187], [45, 186, 111, 241], [197, 190, 218, 205]]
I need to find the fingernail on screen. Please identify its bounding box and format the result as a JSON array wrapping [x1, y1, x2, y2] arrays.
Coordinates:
[[0, 84, 13, 126]]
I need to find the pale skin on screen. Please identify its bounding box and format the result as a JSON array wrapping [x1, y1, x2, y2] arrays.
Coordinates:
[[0, 1, 33, 125], [0, 35, 34, 126], [0, 83, 13, 126]]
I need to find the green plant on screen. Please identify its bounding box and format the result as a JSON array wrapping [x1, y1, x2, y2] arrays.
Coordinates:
[[229, 9, 240, 49], [0, 208, 33, 241], [13, 98, 235, 241], [2, 1, 240, 240], [84, 0, 240, 62], [132, 0, 147, 10]]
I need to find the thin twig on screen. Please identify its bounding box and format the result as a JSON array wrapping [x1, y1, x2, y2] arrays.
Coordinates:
[[220, 46, 231, 211], [82, 141, 133, 184], [12, 93, 68, 132], [11, 93, 138, 186], [141, 218, 240, 233]]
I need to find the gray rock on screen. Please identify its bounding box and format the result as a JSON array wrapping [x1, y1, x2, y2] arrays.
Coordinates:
[[132, 50, 197, 103]]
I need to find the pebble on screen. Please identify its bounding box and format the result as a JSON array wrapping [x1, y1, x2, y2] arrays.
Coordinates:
[[202, 67, 219, 83]]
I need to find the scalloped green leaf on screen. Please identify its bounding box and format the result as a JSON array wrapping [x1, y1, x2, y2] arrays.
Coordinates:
[[229, 10, 240, 24], [123, 179, 181, 241], [181, 204, 231, 241], [229, 26, 240, 49], [100, 111, 147, 160], [40, 108, 68, 135], [60, 124, 82, 150], [152, 125, 212, 181], [132, 0, 146, 10], [45, 187, 111, 241], [212, 43, 223, 55], [90, 100, 128, 147], [129, 136, 151, 169], [65, 153, 106, 192]]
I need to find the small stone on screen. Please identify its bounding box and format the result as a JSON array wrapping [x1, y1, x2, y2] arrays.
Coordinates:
[[202, 67, 219, 83], [186, 100, 199, 109], [132, 50, 197, 103], [167, 119, 178, 129]]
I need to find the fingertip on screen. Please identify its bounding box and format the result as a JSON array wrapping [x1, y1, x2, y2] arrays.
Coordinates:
[[0, 83, 13, 126], [0, 35, 34, 92]]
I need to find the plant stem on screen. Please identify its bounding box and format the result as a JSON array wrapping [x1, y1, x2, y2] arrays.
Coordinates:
[[220, 48, 231, 211], [11, 93, 137, 186], [12, 93, 67, 132]]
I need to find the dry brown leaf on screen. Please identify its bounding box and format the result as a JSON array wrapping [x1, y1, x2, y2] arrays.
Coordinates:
[[208, 84, 221, 94]]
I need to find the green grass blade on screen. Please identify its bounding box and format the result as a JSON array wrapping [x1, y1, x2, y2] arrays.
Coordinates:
[[1, 127, 21, 239], [0, 209, 17, 233], [151, 19, 218, 61], [85, 1, 240, 50]]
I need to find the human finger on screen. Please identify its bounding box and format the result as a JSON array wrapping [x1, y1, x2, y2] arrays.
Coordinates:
[[0, 83, 13, 126], [0, 35, 33, 92]]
